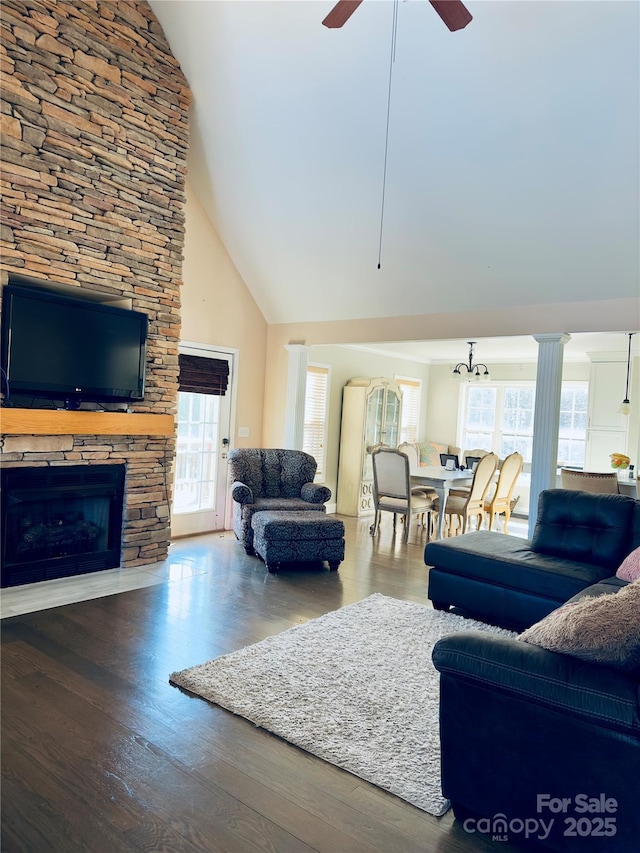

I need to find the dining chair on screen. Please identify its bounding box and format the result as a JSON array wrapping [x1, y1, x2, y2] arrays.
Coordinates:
[[449, 449, 492, 499], [370, 447, 437, 543], [462, 448, 490, 470], [483, 451, 523, 533], [560, 468, 619, 494], [439, 452, 499, 536]]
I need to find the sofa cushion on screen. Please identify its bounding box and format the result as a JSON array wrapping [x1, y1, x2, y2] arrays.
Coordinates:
[[424, 531, 612, 602], [251, 510, 343, 541], [531, 489, 636, 571], [617, 546, 640, 582], [249, 497, 326, 514], [419, 441, 448, 466], [568, 576, 628, 604], [519, 582, 640, 673]]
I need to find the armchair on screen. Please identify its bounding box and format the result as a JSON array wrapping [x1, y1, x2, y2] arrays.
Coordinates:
[[228, 448, 331, 553]]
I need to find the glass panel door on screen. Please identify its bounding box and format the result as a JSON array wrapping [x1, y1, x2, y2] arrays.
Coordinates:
[[171, 350, 232, 537], [363, 386, 384, 478], [383, 388, 401, 447], [173, 393, 218, 512]]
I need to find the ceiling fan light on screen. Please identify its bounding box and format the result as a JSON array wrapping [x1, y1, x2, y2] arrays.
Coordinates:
[[618, 333, 635, 417]]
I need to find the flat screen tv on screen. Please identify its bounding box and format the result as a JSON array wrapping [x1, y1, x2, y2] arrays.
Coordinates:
[[1, 283, 148, 408]]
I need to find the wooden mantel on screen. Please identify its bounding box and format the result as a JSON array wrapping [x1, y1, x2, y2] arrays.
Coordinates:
[[0, 408, 175, 437]]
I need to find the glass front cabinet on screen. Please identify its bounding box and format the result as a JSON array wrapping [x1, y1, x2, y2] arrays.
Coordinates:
[[337, 377, 403, 516]]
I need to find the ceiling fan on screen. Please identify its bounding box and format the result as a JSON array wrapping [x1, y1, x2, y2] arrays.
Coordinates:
[[322, 0, 472, 32]]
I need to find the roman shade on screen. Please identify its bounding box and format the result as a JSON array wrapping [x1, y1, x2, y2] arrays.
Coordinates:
[[178, 354, 229, 396]]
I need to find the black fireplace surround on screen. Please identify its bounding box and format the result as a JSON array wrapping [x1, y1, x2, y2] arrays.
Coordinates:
[[1, 464, 125, 587]]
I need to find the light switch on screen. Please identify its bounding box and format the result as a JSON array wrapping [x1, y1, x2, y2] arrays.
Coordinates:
[[238, 426, 250, 438]]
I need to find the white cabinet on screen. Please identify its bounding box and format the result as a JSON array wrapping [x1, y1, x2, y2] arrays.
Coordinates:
[[584, 360, 629, 471], [337, 377, 402, 517]]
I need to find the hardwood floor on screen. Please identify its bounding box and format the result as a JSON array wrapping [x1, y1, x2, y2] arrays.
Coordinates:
[[1, 516, 526, 853]]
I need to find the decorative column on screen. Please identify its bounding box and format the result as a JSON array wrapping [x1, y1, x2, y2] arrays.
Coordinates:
[[284, 344, 310, 450], [529, 333, 571, 536]]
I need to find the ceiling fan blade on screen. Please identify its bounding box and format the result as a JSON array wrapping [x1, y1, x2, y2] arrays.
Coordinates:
[[429, 0, 473, 32], [322, 0, 364, 29]]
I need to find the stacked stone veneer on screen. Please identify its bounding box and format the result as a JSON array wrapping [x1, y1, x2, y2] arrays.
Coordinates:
[[0, 0, 191, 567]]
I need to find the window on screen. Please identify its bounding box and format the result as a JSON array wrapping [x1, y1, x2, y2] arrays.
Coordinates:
[[303, 365, 329, 479], [460, 382, 588, 466], [501, 386, 535, 461], [174, 392, 219, 514], [396, 376, 421, 444], [463, 386, 496, 452], [558, 383, 588, 467]]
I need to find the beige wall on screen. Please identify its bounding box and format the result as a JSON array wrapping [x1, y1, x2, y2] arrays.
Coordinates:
[[264, 301, 636, 445], [266, 299, 636, 350], [182, 182, 268, 447], [301, 346, 432, 501]]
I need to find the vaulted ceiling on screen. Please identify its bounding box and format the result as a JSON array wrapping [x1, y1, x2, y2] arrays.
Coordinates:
[[150, 0, 639, 359]]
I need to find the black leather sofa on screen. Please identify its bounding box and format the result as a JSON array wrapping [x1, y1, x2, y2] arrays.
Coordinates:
[[427, 490, 640, 851], [432, 577, 640, 852], [425, 489, 640, 629]]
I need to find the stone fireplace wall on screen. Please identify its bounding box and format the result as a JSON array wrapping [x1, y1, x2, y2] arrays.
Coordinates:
[[0, 0, 191, 567]]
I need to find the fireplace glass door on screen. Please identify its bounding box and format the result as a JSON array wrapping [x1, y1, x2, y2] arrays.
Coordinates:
[[1, 465, 125, 587]]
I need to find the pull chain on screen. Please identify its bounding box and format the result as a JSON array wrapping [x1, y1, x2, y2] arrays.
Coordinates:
[[377, 0, 399, 269]]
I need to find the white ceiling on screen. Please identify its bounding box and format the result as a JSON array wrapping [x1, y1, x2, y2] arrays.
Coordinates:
[[150, 0, 640, 361]]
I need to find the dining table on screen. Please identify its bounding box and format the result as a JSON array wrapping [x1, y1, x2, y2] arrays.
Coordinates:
[[410, 465, 477, 540]]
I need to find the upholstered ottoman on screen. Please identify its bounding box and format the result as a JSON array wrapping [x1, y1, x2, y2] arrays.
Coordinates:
[[251, 510, 345, 574]]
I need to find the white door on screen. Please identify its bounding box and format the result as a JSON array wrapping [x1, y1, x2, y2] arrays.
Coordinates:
[[171, 350, 233, 537]]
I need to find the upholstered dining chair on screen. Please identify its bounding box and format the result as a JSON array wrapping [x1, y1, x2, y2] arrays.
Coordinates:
[[438, 452, 499, 536], [448, 449, 492, 500], [462, 448, 490, 470], [483, 451, 523, 533], [370, 447, 437, 543], [560, 468, 619, 494]]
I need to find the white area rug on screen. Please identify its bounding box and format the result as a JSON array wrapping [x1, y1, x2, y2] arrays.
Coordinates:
[[170, 593, 515, 816]]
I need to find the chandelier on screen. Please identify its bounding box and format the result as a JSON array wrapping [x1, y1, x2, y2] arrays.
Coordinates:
[[453, 342, 490, 381]]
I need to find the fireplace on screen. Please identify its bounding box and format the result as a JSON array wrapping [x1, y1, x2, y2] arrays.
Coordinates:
[[1, 465, 126, 587]]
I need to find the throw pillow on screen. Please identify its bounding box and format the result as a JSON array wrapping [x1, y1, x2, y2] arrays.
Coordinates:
[[519, 582, 640, 673], [419, 441, 448, 467], [616, 546, 640, 582]]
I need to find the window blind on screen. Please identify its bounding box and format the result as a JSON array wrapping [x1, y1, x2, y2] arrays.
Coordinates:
[[178, 354, 229, 396], [397, 377, 421, 444], [303, 365, 329, 478]]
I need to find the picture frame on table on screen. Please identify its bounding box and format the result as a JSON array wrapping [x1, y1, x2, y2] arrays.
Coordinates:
[[440, 453, 459, 470]]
